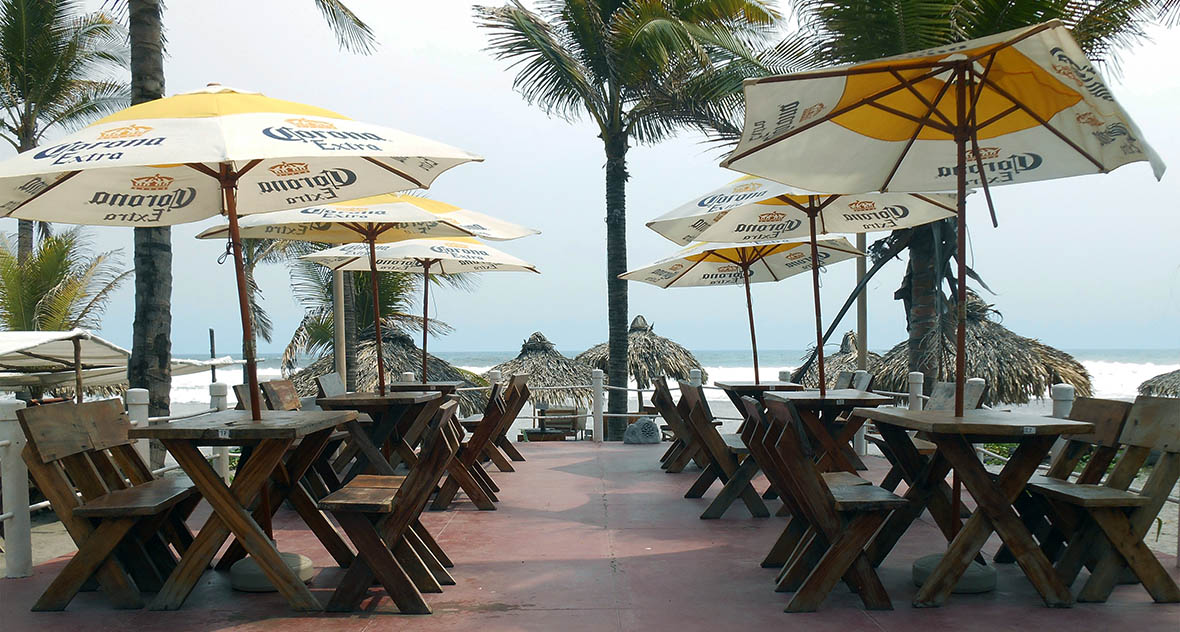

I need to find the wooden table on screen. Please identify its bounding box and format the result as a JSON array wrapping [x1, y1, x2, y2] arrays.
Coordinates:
[[714, 380, 803, 410], [316, 391, 443, 480], [764, 389, 891, 472], [853, 407, 1094, 608], [380, 381, 463, 395], [130, 409, 357, 611]]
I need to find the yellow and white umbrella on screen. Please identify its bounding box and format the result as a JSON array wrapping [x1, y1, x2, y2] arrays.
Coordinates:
[[0, 84, 482, 418], [622, 237, 862, 383], [303, 238, 539, 381], [720, 21, 1165, 413], [196, 194, 537, 394]]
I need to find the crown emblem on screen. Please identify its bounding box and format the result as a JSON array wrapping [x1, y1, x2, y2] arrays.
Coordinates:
[[732, 182, 763, 193], [847, 200, 876, 212], [268, 161, 310, 177], [286, 117, 335, 129], [1075, 112, 1102, 127], [800, 102, 825, 122], [668, 263, 683, 271], [98, 124, 152, 139], [758, 211, 786, 223], [787, 252, 805, 260], [130, 174, 173, 191], [712, 211, 729, 222], [966, 146, 1001, 160], [717, 264, 740, 273]]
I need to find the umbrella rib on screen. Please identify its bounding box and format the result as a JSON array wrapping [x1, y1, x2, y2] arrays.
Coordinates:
[[2, 170, 81, 217], [761, 254, 780, 282], [975, 105, 1021, 131], [185, 162, 220, 179], [863, 101, 955, 134], [889, 68, 955, 129], [363, 157, 426, 189], [910, 193, 957, 213], [236, 159, 263, 178], [880, 75, 957, 191], [665, 256, 708, 288]]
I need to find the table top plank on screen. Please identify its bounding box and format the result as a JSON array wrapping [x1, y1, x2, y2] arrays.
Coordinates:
[[128, 409, 356, 441], [317, 391, 440, 408], [854, 407, 1094, 436], [714, 380, 803, 391], [765, 389, 892, 406]]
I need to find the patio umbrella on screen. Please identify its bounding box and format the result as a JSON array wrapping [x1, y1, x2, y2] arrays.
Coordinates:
[[196, 194, 537, 394], [620, 237, 862, 384], [721, 21, 1164, 414], [0, 84, 481, 418], [302, 237, 538, 382], [1139, 370, 1180, 398], [576, 315, 707, 404], [486, 332, 594, 408]]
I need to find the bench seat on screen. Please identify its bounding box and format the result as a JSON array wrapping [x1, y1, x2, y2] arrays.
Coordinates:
[[1027, 478, 1151, 508], [73, 476, 198, 518], [830, 484, 909, 512], [821, 471, 869, 488]]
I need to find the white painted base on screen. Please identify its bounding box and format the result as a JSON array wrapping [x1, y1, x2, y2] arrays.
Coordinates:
[[229, 552, 315, 592], [912, 553, 997, 594]]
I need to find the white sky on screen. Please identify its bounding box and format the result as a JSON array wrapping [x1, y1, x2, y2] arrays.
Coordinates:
[[22, 2, 1180, 356]]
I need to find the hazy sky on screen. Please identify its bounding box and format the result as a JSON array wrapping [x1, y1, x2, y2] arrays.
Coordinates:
[[15, 2, 1180, 357]]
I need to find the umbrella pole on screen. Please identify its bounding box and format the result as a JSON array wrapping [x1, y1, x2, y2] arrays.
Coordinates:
[[368, 237, 386, 395], [421, 260, 431, 382], [222, 168, 263, 421], [807, 208, 826, 397], [73, 337, 82, 404], [954, 62, 968, 417], [742, 264, 760, 385]]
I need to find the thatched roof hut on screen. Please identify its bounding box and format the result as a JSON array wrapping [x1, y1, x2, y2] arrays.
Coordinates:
[[290, 331, 487, 415], [1139, 369, 1180, 397], [874, 293, 1091, 407], [575, 315, 707, 389], [794, 331, 882, 388], [486, 332, 593, 408]]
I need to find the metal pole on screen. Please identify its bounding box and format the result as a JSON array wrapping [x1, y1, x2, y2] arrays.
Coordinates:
[[368, 238, 386, 395], [333, 269, 346, 380], [954, 61, 968, 418], [1, 398, 31, 578], [855, 233, 868, 371], [222, 166, 262, 421], [591, 369, 604, 443], [209, 327, 217, 382], [807, 207, 827, 396], [742, 264, 760, 384]]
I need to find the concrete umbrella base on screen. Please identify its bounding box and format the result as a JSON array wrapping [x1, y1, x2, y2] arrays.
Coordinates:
[[912, 553, 997, 594], [230, 552, 315, 592]]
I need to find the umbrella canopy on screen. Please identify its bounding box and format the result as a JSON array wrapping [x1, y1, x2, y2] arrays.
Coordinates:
[[1139, 370, 1180, 398], [622, 237, 862, 383], [0, 84, 481, 418], [486, 332, 594, 408], [720, 21, 1163, 414], [576, 315, 707, 390], [794, 331, 882, 389], [647, 175, 957, 245], [873, 293, 1092, 407], [303, 237, 538, 382], [289, 331, 486, 415]]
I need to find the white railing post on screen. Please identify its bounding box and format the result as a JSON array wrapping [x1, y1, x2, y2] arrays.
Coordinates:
[[1, 398, 31, 578], [210, 383, 230, 483], [1049, 383, 1076, 464], [908, 372, 924, 411], [126, 388, 150, 464], [778, 370, 793, 382], [591, 369, 604, 443], [689, 369, 702, 387], [400, 371, 415, 382], [852, 370, 869, 455], [488, 369, 502, 386]]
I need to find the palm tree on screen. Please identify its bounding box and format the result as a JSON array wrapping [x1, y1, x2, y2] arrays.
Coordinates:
[[778, 1, 1175, 385], [122, 0, 376, 468], [0, 0, 128, 262], [0, 227, 131, 331], [476, 0, 782, 439]]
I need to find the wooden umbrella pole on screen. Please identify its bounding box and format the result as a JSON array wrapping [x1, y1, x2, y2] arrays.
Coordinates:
[[73, 337, 82, 404], [421, 260, 432, 382], [742, 263, 760, 384], [368, 237, 386, 395], [807, 207, 827, 397], [222, 166, 262, 420], [954, 62, 968, 418]]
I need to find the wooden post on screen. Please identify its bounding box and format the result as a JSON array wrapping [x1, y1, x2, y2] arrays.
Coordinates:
[[210, 382, 230, 483], [369, 238, 387, 395], [855, 233, 868, 371], [592, 369, 604, 443], [209, 328, 217, 383], [333, 268, 346, 380], [222, 165, 262, 421], [0, 398, 31, 578], [908, 372, 924, 411], [741, 263, 760, 384], [806, 206, 827, 397], [853, 370, 869, 455], [73, 337, 83, 404], [126, 388, 151, 465]]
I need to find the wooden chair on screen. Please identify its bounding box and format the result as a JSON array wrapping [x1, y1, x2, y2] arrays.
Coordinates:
[[1039, 396, 1180, 603], [761, 396, 907, 612], [320, 399, 462, 613], [651, 376, 707, 473], [16, 399, 200, 611], [317, 372, 346, 397], [478, 374, 530, 470], [832, 371, 854, 389], [432, 384, 507, 510], [676, 380, 768, 518]]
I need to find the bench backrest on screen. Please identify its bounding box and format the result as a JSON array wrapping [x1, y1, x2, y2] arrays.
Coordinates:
[[926, 380, 987, 412], [459, 384, 505, 466], [851, 371, 874, 391], [317, 372, 347, 397], [387, 400, 460, 538], [261, 379, 301, 411], [676, 380, 731, 467], [651, 377, 693, 443], [1118, 396, 1180, 453], [1044, 397, 1132, 483], [833, 371, 854, 389], [763, 398, 840, 521], [493, 374, 531, 437]]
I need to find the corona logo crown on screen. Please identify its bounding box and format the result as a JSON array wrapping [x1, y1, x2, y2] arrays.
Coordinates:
[[848, 200, 876, 212], [1075, 112, 1102, 126], [758, 210, 786, 223], [285, 117, 336, 129], [717, 264, 739, 273], [712, 210, 729, 222], [668, 263, 684, 271], [786, 251, 805, 260], [130, 173, 174, 191], [98, 124, 152, 139], [732, 182, 763, 193], [800, 102, 825, 122], [967, 146, 1001, 161], [269, 161, 310, 177]]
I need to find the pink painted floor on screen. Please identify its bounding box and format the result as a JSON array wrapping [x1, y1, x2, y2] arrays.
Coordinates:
[[3, 443, 1178, 631]]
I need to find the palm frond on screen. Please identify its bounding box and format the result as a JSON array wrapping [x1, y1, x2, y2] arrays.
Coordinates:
[[312, 0, 376, 54]]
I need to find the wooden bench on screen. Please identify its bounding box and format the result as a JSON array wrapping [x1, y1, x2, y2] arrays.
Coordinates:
[[431, 384, 507, 510], [677, 380, 768, 519], [471, 374, 530, 470], [17, 399, 199, 611], [651, 376, 707, 473]]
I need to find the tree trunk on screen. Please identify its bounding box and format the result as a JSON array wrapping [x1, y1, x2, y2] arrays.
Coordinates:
[[342, 271, 358, 390], [127, 0, 171, 469], [603, 131, 629, 440], [16, 132, 35, 261], [906, 226, 941, 389]]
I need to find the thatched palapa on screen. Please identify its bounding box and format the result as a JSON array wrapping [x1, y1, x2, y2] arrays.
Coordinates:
[[290, 330, 486, 415], [487, 332, 592, 408], [795, 331, 881, 388], [576, 315, 706, 389], [874, 293, 1091, 407], [1139, 369, 1180, 397]]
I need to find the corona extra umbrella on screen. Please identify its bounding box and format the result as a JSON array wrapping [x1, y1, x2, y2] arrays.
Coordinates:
[[621, 236, 862, 383], [0, 84, 482, 419], [196, 194, 537, 394], [721, 21, 1165, 413], [302, 237, 539, 381]]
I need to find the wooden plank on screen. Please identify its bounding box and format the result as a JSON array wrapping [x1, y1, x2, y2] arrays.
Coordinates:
[[261, 379, 301, 411], [829, 484, 908, 511], [765, 389, 891, 407], [32, 518, 137, 611], [1027, 480, 1150, 508], [73, 478, 198, 517], [320, 486, 398, 512], [855, 406, 1093, 436], [17, 402, 93, 462], [129, 409, 354, 441], [330, 511, 429, 613], [317, 391, 441, 408], [1118, 396, 1180, 451]]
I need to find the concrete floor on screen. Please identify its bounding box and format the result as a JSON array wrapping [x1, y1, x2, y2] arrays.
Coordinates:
[[2, 442, 1178, 631]]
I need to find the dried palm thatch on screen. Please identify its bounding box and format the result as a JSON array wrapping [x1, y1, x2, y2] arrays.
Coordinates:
[[1140, 369, 1180, 397], [486, 332, 593, 408], [289, 330, 487, 415], [874, 293, 1091, 406], [795, 331, 882, 388], [575, 315, 707, 389]]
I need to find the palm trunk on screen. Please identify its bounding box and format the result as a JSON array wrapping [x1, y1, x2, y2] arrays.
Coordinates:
[[127, 0, 171, 468], [604, 131, 629, 440], [16, 131, 35, 261], [906, 226, 940, 389], [342, 271, 358, 391]]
